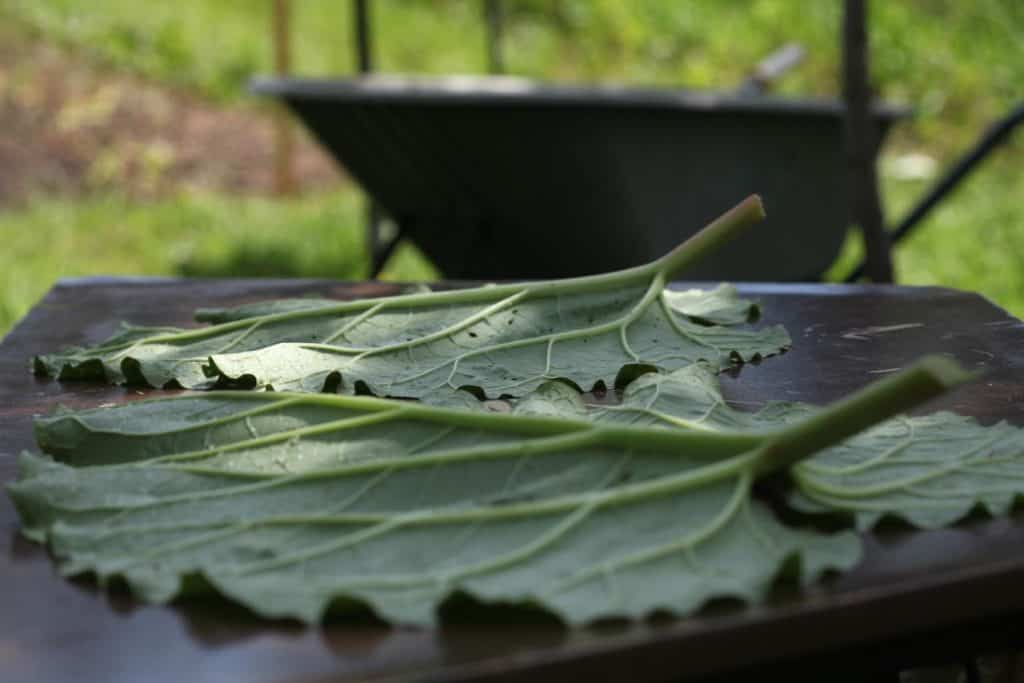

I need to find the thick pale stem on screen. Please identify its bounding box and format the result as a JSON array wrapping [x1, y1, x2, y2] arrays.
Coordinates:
[[755, 355, 975, 475], [656, 194, 767, 279]]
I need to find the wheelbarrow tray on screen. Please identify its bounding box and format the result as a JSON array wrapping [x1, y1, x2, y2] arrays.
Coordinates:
[[253, 75, 906, 280]]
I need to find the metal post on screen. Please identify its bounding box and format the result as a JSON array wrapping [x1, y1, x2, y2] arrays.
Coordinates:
[[843, 0, 893, 282], [354, 0, 373, 74], [484, 0, 504, 75], [353, 0, 387, 275]]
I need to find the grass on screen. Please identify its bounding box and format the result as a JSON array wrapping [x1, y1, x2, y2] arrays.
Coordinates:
[[828, 153, 1024, 309], [0, 191, 438, 332], [890, 162, 1024, 310], [0, 0, 1021, 334]]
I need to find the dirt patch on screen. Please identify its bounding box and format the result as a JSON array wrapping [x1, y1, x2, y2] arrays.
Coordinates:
[[0, 25, 343, 204]]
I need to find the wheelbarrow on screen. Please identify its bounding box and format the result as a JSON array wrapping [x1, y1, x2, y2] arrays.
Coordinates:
[[251, 75, 1020, 282]]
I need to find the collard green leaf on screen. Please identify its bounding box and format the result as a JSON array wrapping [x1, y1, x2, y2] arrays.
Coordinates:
[[194, 283, 760, 331], [33, 199, 790, 398], [789, 414, 1024, 530], [661, 283, 760, 326], [194, 298, 341, 323], [592, 366, 1024, 531], [10, 360, 964, 625]]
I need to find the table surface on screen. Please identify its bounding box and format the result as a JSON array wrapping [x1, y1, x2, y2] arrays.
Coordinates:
[[4, 277, 1024, 683]]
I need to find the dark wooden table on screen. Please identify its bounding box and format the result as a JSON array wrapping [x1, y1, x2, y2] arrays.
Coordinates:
[[4, 278, 1024, 683]]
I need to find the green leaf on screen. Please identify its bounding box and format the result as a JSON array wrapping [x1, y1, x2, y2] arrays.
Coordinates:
[[194, 297, 341, 323], [10, 359, 964, 625], [790, 413, 1024, 530], [591, 365, 1024, 531], [33, 198, 791, 398], [662, 283, 760, 326], [192, 285, 437, 324], [585, 363, 809, 432]]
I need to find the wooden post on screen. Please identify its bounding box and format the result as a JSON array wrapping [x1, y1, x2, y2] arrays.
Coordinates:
[[842, 0, 892, 282], [484, 0, 504, 75], [272, 0, 295, 195]]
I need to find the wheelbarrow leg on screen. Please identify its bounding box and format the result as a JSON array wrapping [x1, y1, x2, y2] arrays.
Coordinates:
[[367, 207, 404, 278], [843, 0, 894, 283], [843, 102, 1024, 283], [366, 202, 382, 276]]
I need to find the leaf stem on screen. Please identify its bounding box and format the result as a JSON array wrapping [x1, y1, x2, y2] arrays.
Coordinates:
[[655, 194, 766, 279], [41, 355, 973, 479], [754, 355, 975, 475], [44, 197, 768, 361]]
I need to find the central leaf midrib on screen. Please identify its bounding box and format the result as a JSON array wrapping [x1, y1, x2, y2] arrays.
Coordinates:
[[272, 277, 662, 382], [90, 453, 756, 586], [88, 255, 662, 358]]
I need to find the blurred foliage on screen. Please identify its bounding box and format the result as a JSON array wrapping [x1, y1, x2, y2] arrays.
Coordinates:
[[4, 0, 1021, 158], [0, 0, 1021, 335], [827, 163, 1024, 312]]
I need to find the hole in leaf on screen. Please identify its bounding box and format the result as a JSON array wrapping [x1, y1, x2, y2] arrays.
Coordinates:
[[322, 371, 342, 393], [438, 590, 564, 626], [614, 363, 658, 389]]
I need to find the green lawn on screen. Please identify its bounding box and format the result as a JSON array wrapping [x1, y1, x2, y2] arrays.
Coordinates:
[[0, 192, 438, 331], [829, 158, 1024, 315], [0, 0, 1021, 334]]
